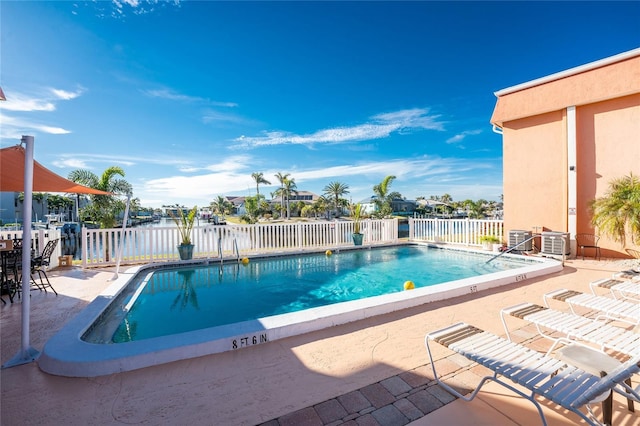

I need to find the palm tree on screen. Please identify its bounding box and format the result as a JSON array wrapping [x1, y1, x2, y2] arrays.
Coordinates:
[[68, 166, 132, 261], [274, 172, 290, 214], [372, 175, 396, 218], [68, 166, 132, 229], [17, 191, 48, 222], [241, 196, 260, 224], [281, 177, 298, 219], [251, 172, 271, 196], [312, 196, 330, 219], [323, 181, 349, 218], [210, 196, 232, 219], [590, 172, 640, 247]]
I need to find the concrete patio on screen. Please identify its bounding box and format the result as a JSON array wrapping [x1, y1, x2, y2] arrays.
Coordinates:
[[2, 257, 639, 425]]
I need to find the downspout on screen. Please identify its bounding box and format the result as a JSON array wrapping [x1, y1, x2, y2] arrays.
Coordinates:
[[567, 106, 577, 256]]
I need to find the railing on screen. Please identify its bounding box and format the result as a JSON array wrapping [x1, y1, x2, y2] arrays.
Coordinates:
[[485, 235, 537, 264], [408, 218, 503, 246], [82, 219, 399, 267], [2, 218, 507, 269], [0, 228, 62, 268]]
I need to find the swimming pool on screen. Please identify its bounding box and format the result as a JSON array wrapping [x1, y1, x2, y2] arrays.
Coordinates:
[[39, 243, 562, 377]]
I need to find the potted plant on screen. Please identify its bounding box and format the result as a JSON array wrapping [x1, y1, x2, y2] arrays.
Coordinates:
[[169, 205, 198, 260], [479, 235, 501, 251], [352, 203, 364, 246]]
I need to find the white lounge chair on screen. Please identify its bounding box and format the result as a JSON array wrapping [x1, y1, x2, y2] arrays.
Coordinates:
[[500, 302, 640, 357], [425, 322, 640, 426], [590, 277, 640, 301], [613, 269, 640, 281], [543, 289, 640, 326], [500, 302, 639, 411]]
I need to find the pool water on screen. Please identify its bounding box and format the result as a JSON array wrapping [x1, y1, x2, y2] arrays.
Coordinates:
[[86, 245, 531, 343]]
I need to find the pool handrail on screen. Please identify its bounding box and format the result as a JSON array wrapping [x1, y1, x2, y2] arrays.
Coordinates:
[[485, 235, 538, 264], [233, 238, 240, 261]]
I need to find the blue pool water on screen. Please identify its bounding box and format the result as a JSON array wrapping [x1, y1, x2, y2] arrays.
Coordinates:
[[84, 245, 532, 343]]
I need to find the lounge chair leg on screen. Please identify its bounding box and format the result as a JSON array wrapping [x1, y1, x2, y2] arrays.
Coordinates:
[[599, 369, 613, 426], [624, 378, 635, 412]]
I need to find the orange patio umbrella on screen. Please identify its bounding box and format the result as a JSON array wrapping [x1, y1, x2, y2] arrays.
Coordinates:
[[0, 144, 110, 195]]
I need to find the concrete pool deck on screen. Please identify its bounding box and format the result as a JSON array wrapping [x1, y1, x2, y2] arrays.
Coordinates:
[[2, 257, 639, 425]]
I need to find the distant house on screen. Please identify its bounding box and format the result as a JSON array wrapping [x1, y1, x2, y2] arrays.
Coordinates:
[[391, 198, 417, 216], [490, 48, 640, 258], [357, 196, 417, 216], [225, 196, 247, 216], [357, 196, 378, 215], [269, 190, 320, 205], [269, 191, 321, 216]]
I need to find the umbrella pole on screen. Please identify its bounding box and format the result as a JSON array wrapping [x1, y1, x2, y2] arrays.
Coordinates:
[[112, 195, 131, 280], [2, 135, 39, 368]]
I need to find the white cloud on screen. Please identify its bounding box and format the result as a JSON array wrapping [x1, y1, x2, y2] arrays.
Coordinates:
[[140, 155, 491, 202], [0, 87, 85, 112], [142, 88, 237, 107], [111, 0, 182, 16], [201, 109, 249, 125], [446, 129, 482, 144], [52, 158, 90, 169], [0, 87, 83, 140], [51, 88, 84, 101], [233, 108, 445, 148], [0, 115, 72, 140], [0, 94, 56, 112], [52, 152, 194, 169]]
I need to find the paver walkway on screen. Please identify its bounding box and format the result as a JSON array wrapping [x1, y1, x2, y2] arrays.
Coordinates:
[[259, 366, 462, 426]]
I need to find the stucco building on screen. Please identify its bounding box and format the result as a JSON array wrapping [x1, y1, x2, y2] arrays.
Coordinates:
[[491, 48, 640, 258]]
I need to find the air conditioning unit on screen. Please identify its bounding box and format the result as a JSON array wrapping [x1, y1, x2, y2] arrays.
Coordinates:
[[541, 232, 570, 255], [508, 230, 532, 251]]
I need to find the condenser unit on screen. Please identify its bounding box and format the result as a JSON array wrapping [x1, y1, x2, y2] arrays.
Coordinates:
[[541, 232, 570, 255], [508, 230, 532, 251]]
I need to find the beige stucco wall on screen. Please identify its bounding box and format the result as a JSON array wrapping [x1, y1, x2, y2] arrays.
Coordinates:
[[576, 93, 640, 255], [493, 52, 640, 258], [502, 111, 567, 236]]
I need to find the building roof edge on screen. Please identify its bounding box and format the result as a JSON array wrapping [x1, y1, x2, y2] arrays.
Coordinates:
[[493, 47, 640, 97]]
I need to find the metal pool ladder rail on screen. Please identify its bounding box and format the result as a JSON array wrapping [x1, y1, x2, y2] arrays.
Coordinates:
[[486, 235, 538, 264], [217, 237, 241, 263]]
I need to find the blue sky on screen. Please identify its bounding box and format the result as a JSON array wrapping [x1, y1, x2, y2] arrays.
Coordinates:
[[1, 1, 639, 209]]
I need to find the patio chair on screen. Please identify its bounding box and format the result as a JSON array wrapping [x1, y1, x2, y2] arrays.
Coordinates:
[[1, 249, 21, 304], [576, 233, 601, 260], [30, 239, 58, 295], [543, 289, 640, 326], [425, 322, 640, 426], [590, 277, 640, 301]]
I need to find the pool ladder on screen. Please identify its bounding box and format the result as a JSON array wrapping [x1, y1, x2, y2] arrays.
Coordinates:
[[217, 237, 241, 264]]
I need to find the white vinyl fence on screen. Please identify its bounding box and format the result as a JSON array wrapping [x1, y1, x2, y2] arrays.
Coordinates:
[[0, 228, 63, 268], [82, 219, 399, 267], [2, 218, 504, 269], [408, 218, 504, 246]]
